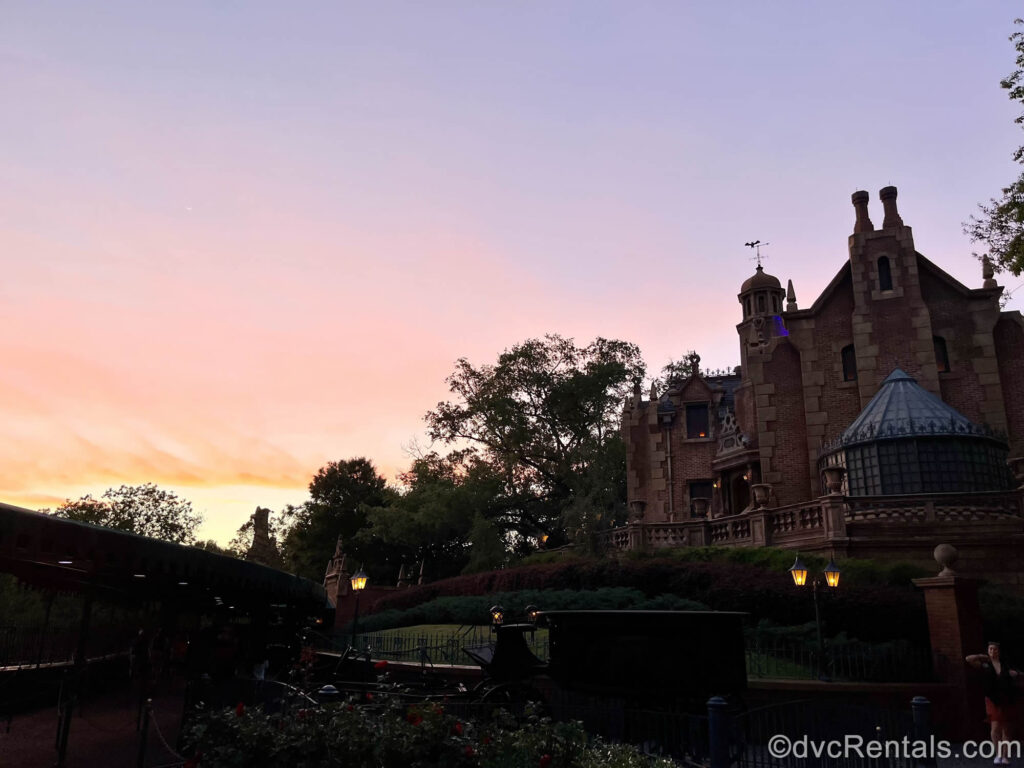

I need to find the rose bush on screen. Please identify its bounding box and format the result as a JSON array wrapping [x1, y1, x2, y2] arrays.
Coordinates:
[[181, 699, 677, 768]]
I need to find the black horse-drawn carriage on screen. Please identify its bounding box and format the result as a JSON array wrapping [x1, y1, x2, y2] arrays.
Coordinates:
[[330, 610, 747, 716]]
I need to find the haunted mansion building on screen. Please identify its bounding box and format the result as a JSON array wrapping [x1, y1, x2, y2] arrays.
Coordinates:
[[614, 187, 1024, 585]]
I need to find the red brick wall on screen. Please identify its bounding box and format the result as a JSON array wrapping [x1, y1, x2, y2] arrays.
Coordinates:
[[762, 340, 810, 505], [670, 437, 717, 518], [920, 268, 987, 423], [995, 316, 1024, 450], [807, 272, 861, 436]]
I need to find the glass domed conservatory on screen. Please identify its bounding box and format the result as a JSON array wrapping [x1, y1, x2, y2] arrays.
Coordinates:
[[819, 369, 1013, 495]]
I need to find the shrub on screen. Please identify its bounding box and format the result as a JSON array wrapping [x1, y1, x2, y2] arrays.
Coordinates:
[[354, 588, 708, 633], [180, 699, 676, 768], [368, 554, 929, 643]]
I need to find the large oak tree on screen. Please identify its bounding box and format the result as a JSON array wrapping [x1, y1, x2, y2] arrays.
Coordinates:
[[425, 334, 645, 550], [966, 18, 1024, 274]]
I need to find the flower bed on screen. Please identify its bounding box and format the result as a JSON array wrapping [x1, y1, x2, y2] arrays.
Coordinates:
[[181, 698, 677, 768]]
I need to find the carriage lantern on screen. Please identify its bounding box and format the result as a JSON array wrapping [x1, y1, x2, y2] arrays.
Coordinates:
[[525, 604, 540, 624], [489, 604, 505, 628]]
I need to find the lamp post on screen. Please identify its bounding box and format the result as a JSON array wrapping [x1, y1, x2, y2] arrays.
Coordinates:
[[789, 555, 841, 680], [489, 604, 505, 631], [350, 568, 367, 649]]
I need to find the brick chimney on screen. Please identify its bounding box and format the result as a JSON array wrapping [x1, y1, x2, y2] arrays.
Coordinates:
[[851, 190, 873, 233]]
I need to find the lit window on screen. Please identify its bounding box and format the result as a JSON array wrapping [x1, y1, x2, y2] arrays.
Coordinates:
[[686, 404, 710, 439]]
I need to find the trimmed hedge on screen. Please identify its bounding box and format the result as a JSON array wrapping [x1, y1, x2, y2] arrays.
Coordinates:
[[355, 588, 708, 633], [367, 555, 930, 644]]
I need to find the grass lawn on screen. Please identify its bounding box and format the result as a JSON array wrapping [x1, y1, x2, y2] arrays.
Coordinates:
[[360, 624, 813, 678]]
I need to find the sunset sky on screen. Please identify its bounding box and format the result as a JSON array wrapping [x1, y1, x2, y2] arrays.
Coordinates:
[[2, 2, 1022, 543]]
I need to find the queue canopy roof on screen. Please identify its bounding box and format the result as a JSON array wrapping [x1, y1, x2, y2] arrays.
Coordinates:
[[0, 501, 329, 614]]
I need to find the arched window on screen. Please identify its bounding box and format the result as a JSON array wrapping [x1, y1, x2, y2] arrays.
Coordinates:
[[744, 297, 751, 317], [757, 294, 765, 313], [934, 336, 950, 373], [772, 295, 780, 313], [878, 256, 893, 291], [842, 344, 857, 382]]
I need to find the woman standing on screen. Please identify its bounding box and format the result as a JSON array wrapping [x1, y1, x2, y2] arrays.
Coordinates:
[[967, 642, 1020, 765]]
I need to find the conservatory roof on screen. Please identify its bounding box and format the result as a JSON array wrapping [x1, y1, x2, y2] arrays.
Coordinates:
[[837, 368, 1001, 447]]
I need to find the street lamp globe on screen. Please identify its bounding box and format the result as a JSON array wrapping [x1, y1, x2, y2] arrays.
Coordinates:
[[351, 569, 368, 592], [789, 555, 809, 587], [824, 559, 841, 589]]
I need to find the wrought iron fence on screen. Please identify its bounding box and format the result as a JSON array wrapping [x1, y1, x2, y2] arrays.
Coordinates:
[[745, 638, 933, 683], [0, 625, 129, 670], [317, 628, 551, 667], [727, 697, 917, 768]]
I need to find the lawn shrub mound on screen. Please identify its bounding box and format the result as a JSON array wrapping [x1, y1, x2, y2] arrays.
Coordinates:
[[356, 587, 708, 634], [369, 556, 929, 643]]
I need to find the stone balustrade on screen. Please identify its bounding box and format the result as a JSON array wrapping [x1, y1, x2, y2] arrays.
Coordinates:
[[599, 490, 1024, 553]]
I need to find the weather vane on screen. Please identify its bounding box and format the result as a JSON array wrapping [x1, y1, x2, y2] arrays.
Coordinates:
[[744, 240, 770, 268]]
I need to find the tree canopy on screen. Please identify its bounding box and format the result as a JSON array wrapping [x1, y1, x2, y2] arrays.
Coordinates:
[[50, 483, 203, 545], [278, 458, 392, 581], [425, 334, 645, 549], [965, 18, 1024, 274]]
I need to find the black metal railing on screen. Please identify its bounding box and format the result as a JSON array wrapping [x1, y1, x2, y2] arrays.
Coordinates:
[[311, 628, 550, 667], [745, 639, 933, 683]]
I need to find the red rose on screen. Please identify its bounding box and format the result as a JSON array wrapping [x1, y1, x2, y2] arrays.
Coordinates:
[[374, 660, 388, 669], [235, 702, 245, 717], [452, 722, 463, 735], [407, 712, 423, 726], [464, 746, 475, 757], [540, 755, 552, 768], [346, 704, 355, 711], [365, 692, 374, 700]]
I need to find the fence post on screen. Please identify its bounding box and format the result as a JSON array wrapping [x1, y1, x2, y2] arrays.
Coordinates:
[[707, 696, 731, 768], [136, 698, 151, 768], [911, 697, 935, 768]]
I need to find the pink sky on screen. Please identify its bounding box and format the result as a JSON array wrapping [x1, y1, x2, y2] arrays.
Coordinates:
[[2, 2, 1022, 542]]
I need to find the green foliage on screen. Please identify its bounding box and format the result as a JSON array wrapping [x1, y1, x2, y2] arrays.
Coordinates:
[[0, 574, 83, 629], [979, 584, 1024, 659], [621, 546, 930, 588], [48, 483, 202, 545], [425, 335, 645, 551], [463, 515, 507, 574], [370, 552, 929, 644], [181, 699, 676, 768], [356, 588, 708, 633], [279, 458, 393, 582], [965, 18, 1024, 275], [354, 451, 507, 581]]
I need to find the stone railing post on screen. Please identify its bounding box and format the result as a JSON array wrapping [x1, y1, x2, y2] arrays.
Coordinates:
[[912, 544, 985, 741], [627, 521, 645, 552], [821, 495, 847, 540], [750, 509, 769, 546]]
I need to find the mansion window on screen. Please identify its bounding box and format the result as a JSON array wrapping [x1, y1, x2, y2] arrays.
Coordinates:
[[934, 336, 950, 373], [842, 344, 857, 382], [686, 404, 710, 439], [878, 256, 893, 291]]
